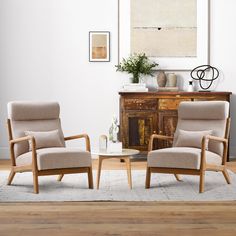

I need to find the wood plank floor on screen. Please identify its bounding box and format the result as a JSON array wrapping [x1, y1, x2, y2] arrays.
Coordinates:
[[1, 159, 236, 236], [1, 202, 236, 236]]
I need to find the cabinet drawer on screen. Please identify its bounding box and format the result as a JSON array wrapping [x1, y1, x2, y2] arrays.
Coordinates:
[[159, 98, 191, 110], [193, 96, 227, 101], [124, 99, 157, 110]]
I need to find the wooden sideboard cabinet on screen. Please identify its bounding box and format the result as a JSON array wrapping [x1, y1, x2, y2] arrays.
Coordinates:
[[119, 91, 231, 154]]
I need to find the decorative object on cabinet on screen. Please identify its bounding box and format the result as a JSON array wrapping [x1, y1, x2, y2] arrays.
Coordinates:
[[187, 80, 194, 92], [89, 31, 110, 62], [157, 72, 178, 92], [116, 53, 158, 83], [167, 73, 177, 87], [190, 65, 220, 91], [146, 101, 231, 193], [157, 71, 167, 87], [119, 0, 209, 70], [119, 91, 231, 160], [121, 83, 148, 92]]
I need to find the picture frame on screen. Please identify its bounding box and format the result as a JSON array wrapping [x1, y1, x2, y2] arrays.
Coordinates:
[[118, 0, 209, 70], [89, 31, 110, 62]]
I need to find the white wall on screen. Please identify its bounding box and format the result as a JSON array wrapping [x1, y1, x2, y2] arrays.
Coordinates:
[[0, 0, 236, 159]]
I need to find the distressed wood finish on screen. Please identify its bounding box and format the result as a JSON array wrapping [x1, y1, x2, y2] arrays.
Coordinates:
[[6, 120, 93, 193], [124, 98, 157, 110], [119, 91, 231, 155], [123, 111, 157, 151], [158, 110, 177, 148]]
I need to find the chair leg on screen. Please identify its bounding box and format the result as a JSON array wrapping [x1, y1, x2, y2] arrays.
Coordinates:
[[199, 171, 205, 193], [88, 167, 94, 189], [33, 172, 39, 194], [57, 174, 64, 182], [145, 167, 151, 189], [7, 170, 15, 185], [222, 169, 231, 184], [174, 174, 182, 181], [96, 157, 103, 189]]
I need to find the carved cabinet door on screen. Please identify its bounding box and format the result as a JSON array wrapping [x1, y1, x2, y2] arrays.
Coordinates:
[[121, 111, 157, 151], [158, 111, 178, 149]]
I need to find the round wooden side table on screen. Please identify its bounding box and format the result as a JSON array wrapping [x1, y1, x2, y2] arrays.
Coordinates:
[[92, 149, 140, 189]]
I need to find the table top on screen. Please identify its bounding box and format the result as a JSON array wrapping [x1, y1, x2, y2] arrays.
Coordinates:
[[92, 148, 140, 157]]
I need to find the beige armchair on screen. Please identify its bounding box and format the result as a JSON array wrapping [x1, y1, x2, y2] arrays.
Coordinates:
[[7, 101, 93, 193], [146, 101, 231, 193]]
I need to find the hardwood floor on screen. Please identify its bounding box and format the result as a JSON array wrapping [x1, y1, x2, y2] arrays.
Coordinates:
[[1, 202, 236, 236], [1, 159, 236, 236]]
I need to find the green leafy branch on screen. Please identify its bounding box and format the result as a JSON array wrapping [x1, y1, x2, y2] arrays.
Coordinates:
[[116, 53, 158, 83]]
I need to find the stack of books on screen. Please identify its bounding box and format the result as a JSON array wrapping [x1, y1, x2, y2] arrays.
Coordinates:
[[121, 83, 148, 92]]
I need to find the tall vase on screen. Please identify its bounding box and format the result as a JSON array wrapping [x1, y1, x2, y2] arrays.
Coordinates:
[[157, 71, 167, 87], [167, 73, 177, 87]]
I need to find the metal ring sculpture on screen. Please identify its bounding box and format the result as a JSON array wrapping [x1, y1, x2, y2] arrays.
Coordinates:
[[190, 65, 219, 90]]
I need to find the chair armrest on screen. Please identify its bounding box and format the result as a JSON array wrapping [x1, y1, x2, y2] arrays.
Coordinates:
[[201, 135, 228, 166], [9, 135, 37, 168], [64, 134, 91, 152], [203, 135, 227, 144], [148, 134, 174, 152], [10, 135, 35, 145]]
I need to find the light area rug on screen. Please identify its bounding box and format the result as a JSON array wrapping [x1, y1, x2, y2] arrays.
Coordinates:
[[0, 170, 236, 201]]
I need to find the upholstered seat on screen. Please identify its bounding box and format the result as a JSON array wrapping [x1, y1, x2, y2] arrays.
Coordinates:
[[146, 101, 231, 193], [148, 147, 222, 170], [16, 147, 92, 170], [7, 101, 93, 193]]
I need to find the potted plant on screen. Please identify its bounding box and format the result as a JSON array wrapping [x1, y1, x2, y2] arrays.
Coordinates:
[[116, 53, 158, 83]]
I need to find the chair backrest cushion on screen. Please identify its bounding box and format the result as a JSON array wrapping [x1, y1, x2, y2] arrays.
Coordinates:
[[174, 101, 229, 156], [8, 101, 65, 157]]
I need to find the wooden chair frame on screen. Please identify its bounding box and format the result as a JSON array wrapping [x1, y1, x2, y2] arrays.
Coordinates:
[[146, 118, 231, 193], [7, 119, 94, 194]]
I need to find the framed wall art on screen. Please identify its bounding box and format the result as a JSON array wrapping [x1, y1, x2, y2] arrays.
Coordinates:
[[89, 31, 110, 62], [119, 0, 209, 70]]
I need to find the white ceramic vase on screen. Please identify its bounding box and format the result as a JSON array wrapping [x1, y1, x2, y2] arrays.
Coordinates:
[[167, 73, 177, 87]]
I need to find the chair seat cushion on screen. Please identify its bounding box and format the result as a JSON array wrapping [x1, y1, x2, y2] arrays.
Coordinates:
[[148, 147, 222, 170], [16, 147, 92, 170]]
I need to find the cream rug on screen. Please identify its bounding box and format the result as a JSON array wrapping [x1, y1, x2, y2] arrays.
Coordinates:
[[0, 170, 236, 201]]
